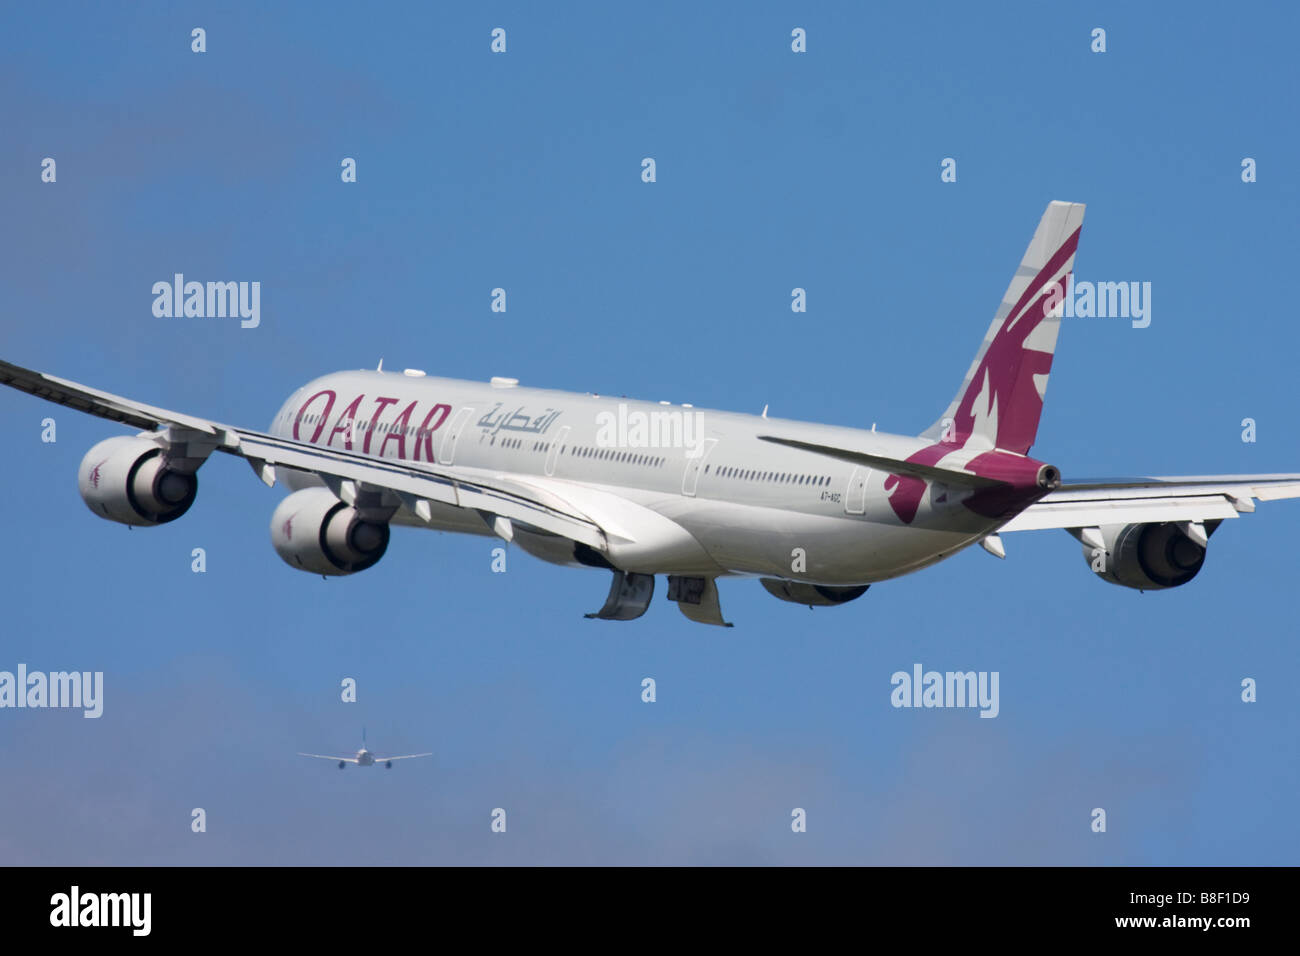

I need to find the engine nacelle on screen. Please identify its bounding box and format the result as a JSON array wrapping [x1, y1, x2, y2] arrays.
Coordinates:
[[760, 578, 870, 606], [77, 436, 198, 526], [1076, 521, 1217, 591], [270, 487, 390, 576]]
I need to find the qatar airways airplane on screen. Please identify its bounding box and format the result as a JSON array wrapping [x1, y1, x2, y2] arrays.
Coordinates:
[[4, 201, 1299, 626]]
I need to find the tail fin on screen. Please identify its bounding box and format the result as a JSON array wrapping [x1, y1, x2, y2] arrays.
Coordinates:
[[921, 200, 1085, 455]]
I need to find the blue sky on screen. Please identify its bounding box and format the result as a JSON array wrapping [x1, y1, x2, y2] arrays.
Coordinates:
[[0, 1, 1296, 864]]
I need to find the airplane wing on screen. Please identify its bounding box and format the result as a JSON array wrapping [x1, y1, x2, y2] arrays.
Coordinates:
[[998, 476, 1300, 532], [299, 753, 360, 763], [0, 359, 607, 551], [375, 753, 434, 761]]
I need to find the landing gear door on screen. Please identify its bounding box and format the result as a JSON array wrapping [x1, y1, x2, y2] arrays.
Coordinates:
[[438, 407, 474, 465], [845, 466, 868, 515], [681, 437, 717, 497]]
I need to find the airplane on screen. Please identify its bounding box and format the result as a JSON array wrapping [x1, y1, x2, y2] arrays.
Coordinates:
[[299, 729, 432, 770], [5, 200, 1300, 627]]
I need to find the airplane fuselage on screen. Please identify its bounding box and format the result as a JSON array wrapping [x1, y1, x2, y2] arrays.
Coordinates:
[[269, 370, 1039, 585]]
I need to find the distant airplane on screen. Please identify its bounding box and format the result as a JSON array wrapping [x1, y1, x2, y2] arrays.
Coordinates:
[[299, 729, 431, 770], [5, 201, 1300, 627]]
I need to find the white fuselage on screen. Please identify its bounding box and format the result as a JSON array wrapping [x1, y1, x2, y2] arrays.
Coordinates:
[[269, 370, 1011, 585]]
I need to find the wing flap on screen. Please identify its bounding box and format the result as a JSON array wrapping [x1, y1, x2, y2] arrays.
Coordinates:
[[230, 432, 607, 550], [999, 494, 1239, 532], [0, 359, 220, 433], [1000, 475, 1300, 532]]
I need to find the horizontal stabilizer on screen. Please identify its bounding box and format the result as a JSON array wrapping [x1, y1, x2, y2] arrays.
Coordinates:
[[757, 435, 1005, 488]]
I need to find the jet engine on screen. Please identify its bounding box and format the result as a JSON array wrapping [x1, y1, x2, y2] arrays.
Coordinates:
[[1076, 521, 1219, 591], [77, 436, 199, 526], [760, 578, 870, 606], [270, 487, 390, 576]]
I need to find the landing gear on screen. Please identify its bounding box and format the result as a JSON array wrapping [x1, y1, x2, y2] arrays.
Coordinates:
[[585, 571, 735, 626], [585, 570, 655, 621], [667, 575, 733, 627]]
